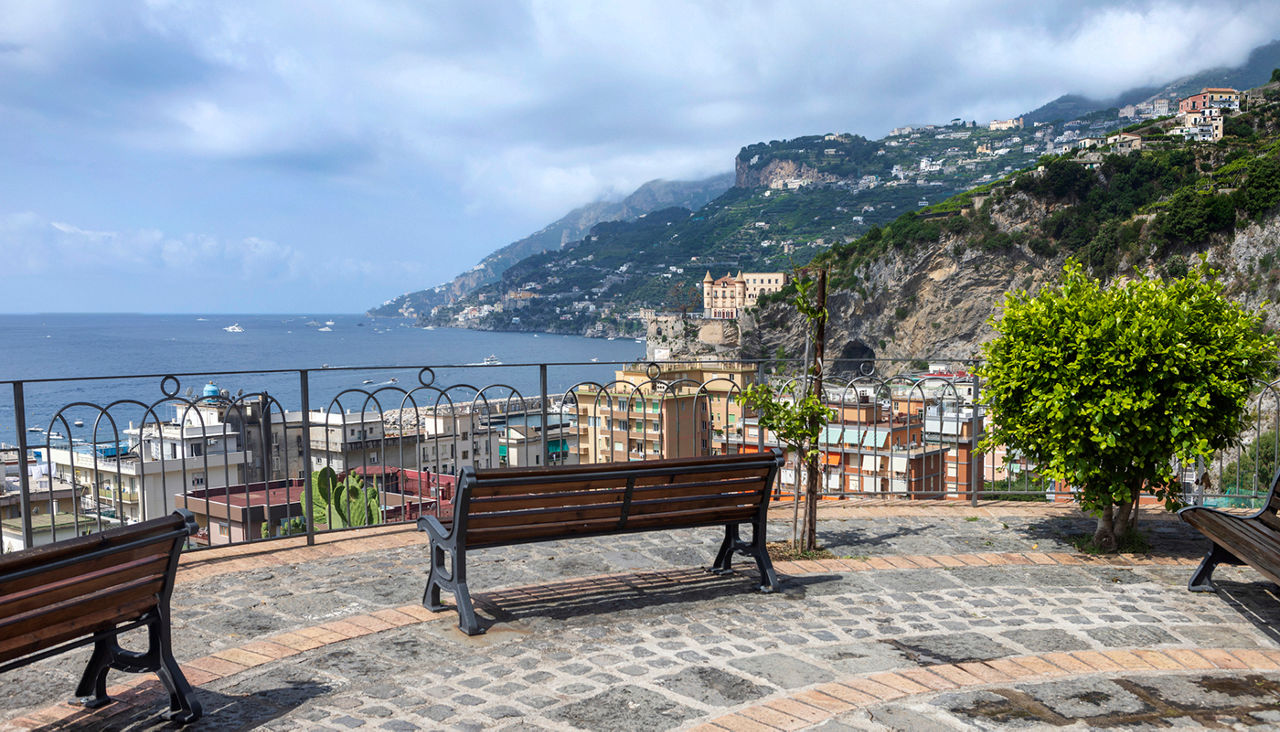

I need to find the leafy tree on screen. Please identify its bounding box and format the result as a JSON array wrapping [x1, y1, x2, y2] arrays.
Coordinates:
[[980, 260, 1276, 551], [309, 467, 382, 529], [1271, 68, 1280, 84]]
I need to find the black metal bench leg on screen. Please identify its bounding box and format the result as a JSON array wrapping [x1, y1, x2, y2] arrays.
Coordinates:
[[150, 616, 202, 724], [710, 524, 739, 575], [449, 545, 482, 636], [73, 637, 116, 709], [424, 545, 448, 611], [1189, 543, 1243, 593], [750, 521, 780, 593]]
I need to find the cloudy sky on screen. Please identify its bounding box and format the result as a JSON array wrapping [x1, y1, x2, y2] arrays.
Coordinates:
[[2, 1, 1279, 313]]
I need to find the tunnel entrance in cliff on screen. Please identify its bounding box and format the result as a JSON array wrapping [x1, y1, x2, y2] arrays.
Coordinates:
[[828, 340, 875, 378]]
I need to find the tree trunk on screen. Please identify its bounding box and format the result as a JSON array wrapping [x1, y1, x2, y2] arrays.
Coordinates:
[[802, 269, 827, 554], [1091, 498, 1137, 552], [1092, 504, 1117, 552]]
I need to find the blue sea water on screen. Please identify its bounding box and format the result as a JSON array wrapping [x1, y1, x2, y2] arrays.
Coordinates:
[[0, 314, 645, 446]]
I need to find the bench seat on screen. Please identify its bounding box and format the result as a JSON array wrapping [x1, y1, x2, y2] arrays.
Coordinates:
[[1179, 473, 1280, 592], [419, 450, 784, 635]]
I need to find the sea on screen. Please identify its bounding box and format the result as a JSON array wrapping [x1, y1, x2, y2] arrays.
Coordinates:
[[0, 314, 645, 447]]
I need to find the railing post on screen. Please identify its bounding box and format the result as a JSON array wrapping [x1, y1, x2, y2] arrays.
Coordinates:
[[12, 382, 34, 550], [299, 370, 315, 546], [970, 368, 981, 507], [540, 364, 550, 467]]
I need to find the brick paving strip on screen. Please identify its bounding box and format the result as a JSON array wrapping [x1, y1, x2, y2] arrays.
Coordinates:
[[3, 539, 1210, 731], [688, 647, 1280, 732]]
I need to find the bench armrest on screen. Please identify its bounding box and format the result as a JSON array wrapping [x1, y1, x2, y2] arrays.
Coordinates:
[[417, 515, 450, 543]]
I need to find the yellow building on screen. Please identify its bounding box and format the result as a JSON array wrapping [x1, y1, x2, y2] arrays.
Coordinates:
[[573, 361, 760, 463], [702, 271, 788, 319]]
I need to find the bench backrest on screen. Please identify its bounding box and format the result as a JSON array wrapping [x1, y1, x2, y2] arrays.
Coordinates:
[[457, 450, 783, 548], [0, 510, 197, 667]]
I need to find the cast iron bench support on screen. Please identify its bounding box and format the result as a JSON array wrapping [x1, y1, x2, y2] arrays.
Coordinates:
[[0, 510, 202, 724], [419, 449, 784, 635], [1179, 470, 1280, 593]]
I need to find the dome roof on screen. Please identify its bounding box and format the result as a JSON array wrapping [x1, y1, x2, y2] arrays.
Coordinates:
[[202, 382, 221, 398]]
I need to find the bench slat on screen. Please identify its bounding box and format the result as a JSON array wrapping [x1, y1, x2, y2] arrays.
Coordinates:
[[467, 476, 766, 513], [0, 513, 186, 577], [467, 504, 625, 531], [0, 554, 168, 620], [1, 541, 175, 597], [0, 576, 163, 664], [468, 468, 762, 496], [469, 488, 629, 511], [474, 452, 778, 481]]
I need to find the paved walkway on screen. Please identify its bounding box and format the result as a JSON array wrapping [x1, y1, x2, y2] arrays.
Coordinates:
[[3, 502, 1280, 730]]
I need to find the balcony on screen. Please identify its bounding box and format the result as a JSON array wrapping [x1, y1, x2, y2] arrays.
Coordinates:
[[1, 359, 1276, 728]]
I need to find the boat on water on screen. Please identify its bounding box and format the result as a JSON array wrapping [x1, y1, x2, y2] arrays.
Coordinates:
[[223, 323, 245, 333], [423, 325, 435, 330], [305, 320, 322, 327], [483, 354, 501, 365], [318, 326, 332, 332], [324, 320, 335, 326], [26, 426, 42, 433], [73, 419, 84, 427], [362, 379, 374, 384]]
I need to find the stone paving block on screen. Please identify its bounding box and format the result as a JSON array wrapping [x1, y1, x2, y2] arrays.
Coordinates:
[[345, 614, 395, 633], [896, 668, 958, 691], [1039, 652, 1095, 674], [550, 685, 699, 732], [892, 631, 1014, 664], [186, 654, 247, 677], [927, 664, 985, 687], [657, 666, 773, 707], [1100, 650, 1156, 670], [729, 652, 834, 689], [711, 713, 777, 732], [1197, 648, 1249, 669], [214, 647, 273, 668], [1022, 677, 1154, 718], [1069, 650, 1124, 672], [956, 661, 1014, 684], [793, 689, 856, 715], [739, 704, 809, 730], [1162, 648, 1219, 670], [813, 681, 878, 706], [1008, 655, 1065, 677], [841, 677, 907, 701], [1130, 650, 1184, 671], [865, 671, 931, 695]]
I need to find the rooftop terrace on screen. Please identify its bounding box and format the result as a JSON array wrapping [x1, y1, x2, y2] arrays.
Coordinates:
[[3, 500, 1279, 731]]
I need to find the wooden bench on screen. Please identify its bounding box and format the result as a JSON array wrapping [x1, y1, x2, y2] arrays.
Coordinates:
[[418, 449, 784, 635], [0, 510, 202, 723], [1179, 472, 1280, 593]]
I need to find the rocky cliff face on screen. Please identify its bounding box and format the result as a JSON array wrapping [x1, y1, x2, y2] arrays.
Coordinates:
[[741, 194, 1280, 375], [734, 156, 845, 189]]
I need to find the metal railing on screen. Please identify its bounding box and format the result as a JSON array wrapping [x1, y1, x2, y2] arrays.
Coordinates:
[[0, 357, 1274, 554]]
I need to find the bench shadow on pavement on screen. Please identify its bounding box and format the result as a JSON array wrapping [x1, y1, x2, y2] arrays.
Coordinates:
[[470, 566, 835, 631], [1208, 580, 1280, 646], [32, 679, 332, 732]]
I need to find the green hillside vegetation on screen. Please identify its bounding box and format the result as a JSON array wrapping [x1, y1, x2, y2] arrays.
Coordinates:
[[802, 98, 1280, 300]]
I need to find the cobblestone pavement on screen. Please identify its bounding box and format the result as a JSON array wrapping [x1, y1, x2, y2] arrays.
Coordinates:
[[4, 502, 1280, 730]]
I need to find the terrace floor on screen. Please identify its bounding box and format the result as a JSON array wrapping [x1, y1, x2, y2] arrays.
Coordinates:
[[4, 501, 1280, 731]]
